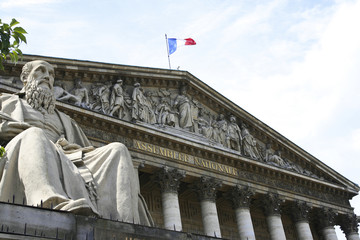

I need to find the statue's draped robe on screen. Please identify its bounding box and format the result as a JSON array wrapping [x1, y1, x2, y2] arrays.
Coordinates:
[[0, 93, 152, 226], [175, 94, 192, 129]]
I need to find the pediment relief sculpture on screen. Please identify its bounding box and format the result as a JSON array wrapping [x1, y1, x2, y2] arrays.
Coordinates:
[[51, 76, 319, 179]]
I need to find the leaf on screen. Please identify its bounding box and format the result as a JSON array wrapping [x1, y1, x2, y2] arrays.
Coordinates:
[[13, 27, 27, 34], [10, 18, 19, 27], [12, 50, 19, 62]]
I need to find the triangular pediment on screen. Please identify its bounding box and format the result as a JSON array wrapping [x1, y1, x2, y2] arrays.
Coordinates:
[[1, 55, 358, 200]]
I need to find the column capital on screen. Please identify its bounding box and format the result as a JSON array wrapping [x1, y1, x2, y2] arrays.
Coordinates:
[[227, 185, 254, 209], [340, 213, 359, 236], [262, 192, 284, 216], [318, 207, 337, 228], [193, 176, 222, 202], [291, 201, 312, 223], [155, 166, 186, 193]]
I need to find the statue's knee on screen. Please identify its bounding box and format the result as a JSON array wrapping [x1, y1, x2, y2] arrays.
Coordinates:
[[21, 127, 46, 137], [107, 142, 127, 152]]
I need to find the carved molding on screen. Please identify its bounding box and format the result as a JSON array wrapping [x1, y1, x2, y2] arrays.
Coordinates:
[[154, 166, 186, 194], [262, 193, 284, 216], [227, 185, 254, 209], [291, 201, 311, 222], [193, 176, 222, 202], [340, 213, 359, 235]]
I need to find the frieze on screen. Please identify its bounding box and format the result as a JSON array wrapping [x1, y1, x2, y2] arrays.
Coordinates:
[[133, 139, 239, 177], [43, 74, 321, 180]]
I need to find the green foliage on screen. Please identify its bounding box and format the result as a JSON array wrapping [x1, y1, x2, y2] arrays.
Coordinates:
[[0, 146, 5, 158], [0, 18, 27, 71]]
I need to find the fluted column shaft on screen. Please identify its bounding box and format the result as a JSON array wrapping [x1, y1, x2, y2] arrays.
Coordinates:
[[262, 193, 286, 240], [295, 221, 313, 240], [228, 185, 256, 240], [340, 213, 360, 240], [319, 208, 338, 240], [155, 167, 185, 231], [322, 227, 338, 240], [291, 201, 313, 240], [347, 233, 360, 240], [200, 199, 221, 237], [235, 208, 256, 240], [194, 176, 222, 238]]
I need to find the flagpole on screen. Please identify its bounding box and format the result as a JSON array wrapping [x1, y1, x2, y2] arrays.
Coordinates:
[[165, 34, 171, 69]]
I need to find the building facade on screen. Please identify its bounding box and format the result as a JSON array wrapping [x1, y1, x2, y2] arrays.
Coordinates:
[[0, 55, 359, 240]]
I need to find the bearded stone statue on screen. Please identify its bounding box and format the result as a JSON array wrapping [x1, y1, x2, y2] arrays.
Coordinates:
[[0, 60, 153, 226]]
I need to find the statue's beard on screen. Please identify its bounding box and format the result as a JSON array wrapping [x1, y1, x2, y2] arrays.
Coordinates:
[[25, 80, 56, 114]]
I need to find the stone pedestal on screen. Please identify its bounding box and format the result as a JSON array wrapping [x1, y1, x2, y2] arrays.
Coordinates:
[[262, 193, 286, 240], [155, 167, 186, 231], [194, 176, 222, 238], [228, 185, 256, 240], [291, 201, 313, 240]]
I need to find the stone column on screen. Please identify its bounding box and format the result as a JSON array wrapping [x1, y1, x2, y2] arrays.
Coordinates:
[[318, 208, 338, 240], [132, 159, 144, 190], [340, 213, 360, 240], [155, 166, 186, 231], [228, 185, 256, 240], [193, 176, 222, 238], [291, 201, 314, 240], [262, 193, 286, 240]]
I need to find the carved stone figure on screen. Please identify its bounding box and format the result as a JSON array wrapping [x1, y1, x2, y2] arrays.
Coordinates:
[[226, 115, 242, 152], [143, 90, 156, 124], [0, 60, 153, 225], [196, 108, 213, 139], [174, 86, 193, 131], [98, 83, 111, 114], [53, 81, 81, 105], [216, 114, 228, 147], [241, 123, 261, 160], [156, 97, 176, 127], [70, 78, 89, 107], [265, 146, 286, 167], [131, 83, 156, 124], [110, 79, 126, 119]]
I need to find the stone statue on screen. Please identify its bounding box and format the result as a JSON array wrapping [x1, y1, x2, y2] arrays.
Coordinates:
[[143, 91, 156, 124], [53, 81, 81, 105], [265, 145, 286, 167], [226, 115, 242, 152], [70, 78, 89, 108], [174, 86, 193, 131], [98, 83, 111, 114], [196, 108, 213, 139], [241, 123, 261, 160], [0, 60, 153, 225], [156, 97, 176, 127], [216, 114, 228, 147], [110, 79, 126, 119]]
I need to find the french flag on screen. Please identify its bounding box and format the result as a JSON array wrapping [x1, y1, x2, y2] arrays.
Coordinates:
[[168, 38, 196, 55]]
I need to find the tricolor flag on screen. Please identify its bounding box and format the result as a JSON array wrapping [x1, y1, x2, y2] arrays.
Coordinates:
[[168, 38, 196, 55]]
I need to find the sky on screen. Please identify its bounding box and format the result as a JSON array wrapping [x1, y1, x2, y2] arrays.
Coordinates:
[[1, 0, 360, 238]]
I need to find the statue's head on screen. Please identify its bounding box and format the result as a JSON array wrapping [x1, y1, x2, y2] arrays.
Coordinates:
[[20, 60, 56, 114], [116, 79, 123, 85], [74, 78, 83, 88], [21, 60, 55, 91]]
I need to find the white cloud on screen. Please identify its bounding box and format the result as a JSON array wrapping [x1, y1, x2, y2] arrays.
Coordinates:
[[0, 0, 58, 8]]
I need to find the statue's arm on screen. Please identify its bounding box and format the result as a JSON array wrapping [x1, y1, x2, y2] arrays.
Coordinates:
[[0, 116, 31, 143]]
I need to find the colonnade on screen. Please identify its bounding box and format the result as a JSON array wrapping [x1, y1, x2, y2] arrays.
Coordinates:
[[152, 166, 359, 240]]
